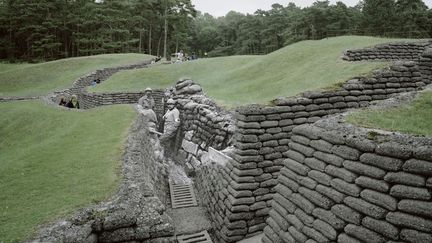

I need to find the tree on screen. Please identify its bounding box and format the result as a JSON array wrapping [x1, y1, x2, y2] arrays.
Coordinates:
[[237, 14, 264, 54], [159, 0, 196, 58], [260, 4, 289, 52], [280, 3, 303, 45], [360, 0, 396, 36], [131, 0, 157, 54], [326, 2, 361, 37], [187, 13, 222, 56], [394, 0, 429, 37], [0, 0, 430, 62]]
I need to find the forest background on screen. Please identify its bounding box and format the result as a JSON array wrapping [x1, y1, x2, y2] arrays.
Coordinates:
[[0, 0, 431, 62]]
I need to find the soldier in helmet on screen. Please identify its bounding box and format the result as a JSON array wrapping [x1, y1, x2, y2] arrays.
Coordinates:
[[138, 87, 155, 110], [160, 98, 180, 156], [137, 87, 159, 134]]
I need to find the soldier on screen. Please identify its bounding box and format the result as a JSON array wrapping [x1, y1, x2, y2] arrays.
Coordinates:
[[138, 87, 155, 110], [137, 99, 157, 131], [136, 92, 164, 161], [160, 98, 180, 156]]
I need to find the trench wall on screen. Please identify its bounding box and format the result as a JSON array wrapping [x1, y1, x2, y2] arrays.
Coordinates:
[[50, 59, 160, 111], [171, 79, 234, 171], [32, 113, 175, 243], [169, 79, 263, 243], [78, 90, 165, 116], [7, 58, 182, 242], [2, 60, 151, 103], [263, 118, 432, 243], [171, 79, 278, 242], [224, 50, 432, 240], [169, 46, 432, 243], [67, 61, 151, 95], [343, 41, 432, 61]]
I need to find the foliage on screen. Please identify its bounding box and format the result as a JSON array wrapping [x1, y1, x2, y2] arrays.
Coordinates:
[[0, 0, 196, 61], [94, 36, 407, 107], [0, 0, 430, 61], [347, 91, 432, 136], [0, 53, 152, 97], [0, 101, 136, 242], [187, 0, 432, 57]]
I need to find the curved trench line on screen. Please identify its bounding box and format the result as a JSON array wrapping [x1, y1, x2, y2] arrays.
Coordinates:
[[30, 60, 219, 243], [18, 42, 432, 242], [27, 58, 185, 242], [0, 58, 155, 106]]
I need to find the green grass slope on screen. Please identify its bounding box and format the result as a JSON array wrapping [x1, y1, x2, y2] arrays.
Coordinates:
[[347, 91, 432, 136], [94, 36, 417, 107], [0, 54, 153, 97], [0, 63, 33, 73], [0, 101, 136, 242]]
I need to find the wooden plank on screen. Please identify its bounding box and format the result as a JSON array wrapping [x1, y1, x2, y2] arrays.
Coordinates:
[[169, 182, 198, 209], [177, 230, 213, 243]]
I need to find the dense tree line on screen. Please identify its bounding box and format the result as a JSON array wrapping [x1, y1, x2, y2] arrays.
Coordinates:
[[189, 0, 432, 57], [0, 0, 196, 61], [0, 0, 431, 61]]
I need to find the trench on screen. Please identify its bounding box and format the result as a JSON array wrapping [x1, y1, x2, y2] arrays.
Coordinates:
[[32, 41, 432, 243]]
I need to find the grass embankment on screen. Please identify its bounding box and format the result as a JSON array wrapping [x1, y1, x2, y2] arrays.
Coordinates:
[[94, 36, 416, 107], [0, 54, 153, 97], [0, 63, 33, 73], [0, 101, 136, 242], [347, 91, 432, 136]]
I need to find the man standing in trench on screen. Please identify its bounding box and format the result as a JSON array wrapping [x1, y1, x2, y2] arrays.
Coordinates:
[[160, 98, 180, 158], [138, 87, 155, 110], [137, 92, 158, 133]]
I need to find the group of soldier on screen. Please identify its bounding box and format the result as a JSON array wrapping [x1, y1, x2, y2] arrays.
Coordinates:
[[136, 87, 180, 157]]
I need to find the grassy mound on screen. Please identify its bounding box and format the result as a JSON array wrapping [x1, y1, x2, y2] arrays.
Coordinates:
[[347, 91, 432, 136], [94, 36, 416, 107], [0, 101, 136, 242], [0, 54, 153, 97]]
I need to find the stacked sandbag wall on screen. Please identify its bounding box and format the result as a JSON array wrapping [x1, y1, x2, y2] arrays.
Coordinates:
[[227, 58, 431, 237], [171, 79, 234, 172], [263, 117, 432, 243], [49, 59, 153, 108], [169, 46, 432, 242], [194, 148, 260, 243], [169, 80, 243, 243], [154, 43, 432, 242], [168, 79, 267, 242], [343, 41, 431, 61], [419, 48, 432, 82], [78, 90, 165, 115], [68, 61, 152, 94]]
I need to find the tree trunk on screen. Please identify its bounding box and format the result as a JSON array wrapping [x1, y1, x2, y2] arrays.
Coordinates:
[[157, 33, 162, 56], [148, 25, 152, 55], [76, 26, 80, 56], [64, 21, 68, 58], [163, 6, 168, 58], [9, 19, 12, 59], [139, 29, 142, 53], [175, 34, 178, 54]]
